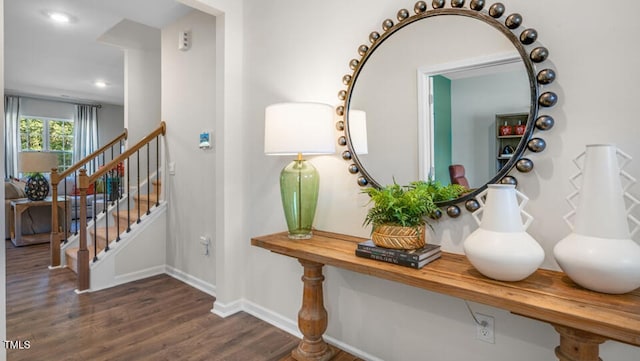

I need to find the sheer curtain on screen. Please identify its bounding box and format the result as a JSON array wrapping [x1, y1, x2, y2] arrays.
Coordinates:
[[4, 96, 21, 178], [73, 104, 99, 174]]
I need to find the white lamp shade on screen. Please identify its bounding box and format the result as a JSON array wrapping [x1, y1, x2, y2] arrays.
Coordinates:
[[18, 151, 58, 173], [348, 110, 368, 155], [264, 102, 336, 155]]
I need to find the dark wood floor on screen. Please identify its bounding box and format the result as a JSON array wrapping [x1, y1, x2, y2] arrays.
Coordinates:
[[5, 240, 309, 361]]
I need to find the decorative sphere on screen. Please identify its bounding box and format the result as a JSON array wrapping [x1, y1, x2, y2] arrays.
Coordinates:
[[369, 31, 380, 43], [338, 90, 347, 100], [535, 115, 555, 130], [357, 177, 368, 187], [336, 105, 345, 116], [335, 121, 344, 131], [539, 92, 558, 107], [527, 138, 546, 152], [338, 136, 347, 146], [341, 150, 352, 160], [342, 75, 352, 85], [432, 0, 445, 9], [397, 9, 410, 21], [520, 28, 538, 44], [489, 3, 505, 18], [516, 158, 534, 173], [447, 205, 461, 218], [470, 0, 485, 10], [349, 59, 359, 70], [432, 209, 443, 219], [451, 0, 465, 8], [465, 199, 481, 212], [414, 1, 428, 13], [500, 176, 518, 186], [505, 13, 522, 29], [358, 45, 369, 56], [530, 47, 549, 63], [382, 19, 394, 31], [348, 164, 359, 174], [537, 69, 556, 85]]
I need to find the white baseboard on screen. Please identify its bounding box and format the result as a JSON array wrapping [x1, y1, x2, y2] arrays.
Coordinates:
[[241, 299, 302, 338], [215, 298, 382, 361], [165, 265, 216, 296], [211, 299, 243, 318], [114, 265, 166, 285]]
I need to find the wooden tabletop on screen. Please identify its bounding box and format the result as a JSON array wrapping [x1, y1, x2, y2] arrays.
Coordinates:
[[252, 230, 640, 346]]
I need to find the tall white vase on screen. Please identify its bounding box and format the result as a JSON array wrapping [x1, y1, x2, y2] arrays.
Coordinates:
[[553, 144, 640, 294], [463, 184, 544, 281]]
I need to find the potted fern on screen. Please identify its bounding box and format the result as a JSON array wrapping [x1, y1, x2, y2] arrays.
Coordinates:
[[363, 180, 466, 250]]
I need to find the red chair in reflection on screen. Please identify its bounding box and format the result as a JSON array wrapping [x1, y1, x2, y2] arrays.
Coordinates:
[[449, 164, 470, 188]]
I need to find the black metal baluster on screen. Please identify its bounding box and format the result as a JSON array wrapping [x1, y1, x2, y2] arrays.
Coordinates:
[[93, 189, 98, 262], [74, 171, 79, 234], [137, 150, 141, 223], [156, 135, 160, 207], [119, 140, 125, 200], [126, 157, 131, 233], [146, 143, 151, 215], [104, 176, 110, 253], [63, 180, 69, 243], [102, 169, 108, 213]]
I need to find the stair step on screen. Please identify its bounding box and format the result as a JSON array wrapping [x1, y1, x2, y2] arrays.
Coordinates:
[[91, 226, 121, 244], [66, 226, 118, 274], [64, 180, 162, 275]]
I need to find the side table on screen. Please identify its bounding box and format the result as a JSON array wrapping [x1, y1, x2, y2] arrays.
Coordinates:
[[10, 197, 71, 247]]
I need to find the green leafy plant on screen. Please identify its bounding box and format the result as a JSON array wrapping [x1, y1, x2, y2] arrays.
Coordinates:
[[363, 180, 466, 231]]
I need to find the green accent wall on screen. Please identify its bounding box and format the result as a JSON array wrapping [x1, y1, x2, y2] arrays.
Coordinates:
[[432, 75, 452, 185]]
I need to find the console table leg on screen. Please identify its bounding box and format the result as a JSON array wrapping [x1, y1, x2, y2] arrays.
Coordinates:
[[292, 260, 335, 361], [554, 325, 606, 361]]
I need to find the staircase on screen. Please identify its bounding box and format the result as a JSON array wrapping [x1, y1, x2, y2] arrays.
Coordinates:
[[64, 180, 161, 274], [50, 122, 167, 292]]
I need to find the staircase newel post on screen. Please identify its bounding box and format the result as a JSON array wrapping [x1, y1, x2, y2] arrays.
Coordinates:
[[77, 169, 90, 292], [50, 168, 62, 267]]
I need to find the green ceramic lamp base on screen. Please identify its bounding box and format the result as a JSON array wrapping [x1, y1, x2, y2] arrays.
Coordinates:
[[280, 158, 320, 240]]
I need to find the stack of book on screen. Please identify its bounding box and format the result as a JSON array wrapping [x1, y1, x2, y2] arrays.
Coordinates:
[[355, 240, 441, 269]]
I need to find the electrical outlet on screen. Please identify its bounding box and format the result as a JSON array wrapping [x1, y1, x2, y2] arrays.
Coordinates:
[[475, 313, 495, 344]]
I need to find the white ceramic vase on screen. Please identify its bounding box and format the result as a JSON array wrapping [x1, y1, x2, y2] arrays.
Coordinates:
[[553, 144, 640, 294], [463, 184, 544, 281]]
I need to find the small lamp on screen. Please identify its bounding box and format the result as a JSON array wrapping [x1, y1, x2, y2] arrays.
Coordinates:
[[264, 102, 335, 239], [347, 110, 368, 155], [18, 151, 58, 201]]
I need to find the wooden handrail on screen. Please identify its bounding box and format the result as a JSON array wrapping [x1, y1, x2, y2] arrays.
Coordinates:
[[52, 129, 128, 184], [74, 121, 166, 291], [86, 122, 165, 185]]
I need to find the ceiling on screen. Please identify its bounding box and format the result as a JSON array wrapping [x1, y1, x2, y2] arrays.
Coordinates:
[[4, 0, 193, 106]]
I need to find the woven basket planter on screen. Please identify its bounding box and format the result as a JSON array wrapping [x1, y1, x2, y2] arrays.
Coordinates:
[[371, 224, 426, 250]]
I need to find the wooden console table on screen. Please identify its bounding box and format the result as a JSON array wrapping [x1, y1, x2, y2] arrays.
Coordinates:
[[252, 231, 640, 361], [10, 197, 71, 247]]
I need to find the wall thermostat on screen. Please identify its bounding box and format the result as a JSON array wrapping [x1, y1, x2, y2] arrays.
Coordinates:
[[199, 131, 211, 149]]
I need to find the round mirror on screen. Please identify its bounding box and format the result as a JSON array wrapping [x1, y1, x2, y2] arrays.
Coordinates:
[[338, 2, 557, 210]]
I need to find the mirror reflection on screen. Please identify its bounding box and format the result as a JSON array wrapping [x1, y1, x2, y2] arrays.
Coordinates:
[[348, 15, 530, 189]]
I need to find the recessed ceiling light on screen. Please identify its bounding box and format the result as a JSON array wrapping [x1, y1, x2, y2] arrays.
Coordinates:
[[94, 80, 108, 88], [48, 11, 71, 24]]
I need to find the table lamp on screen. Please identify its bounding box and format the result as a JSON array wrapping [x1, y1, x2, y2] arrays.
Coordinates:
[[18, 151, 58, 201], [264, 102, 335, 239]]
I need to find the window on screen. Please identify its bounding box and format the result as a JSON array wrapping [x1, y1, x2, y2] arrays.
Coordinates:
[[20, 117, 74, 171]]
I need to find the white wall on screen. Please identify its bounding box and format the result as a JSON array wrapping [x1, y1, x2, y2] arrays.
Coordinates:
[[98, 104, 125, 146], [233, 1, 640, 360], [1, 0, 7, 358], [161, 9, 217, 290], [124, 47, 162, 143]]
